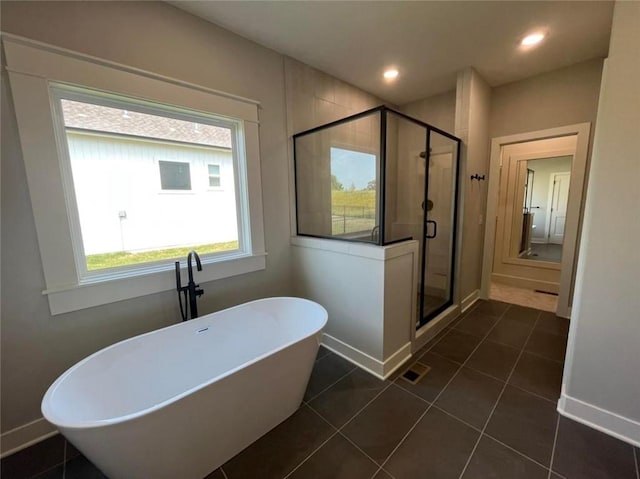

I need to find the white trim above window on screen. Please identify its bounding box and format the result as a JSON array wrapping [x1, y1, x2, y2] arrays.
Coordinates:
[[3, 34, 266, 315]]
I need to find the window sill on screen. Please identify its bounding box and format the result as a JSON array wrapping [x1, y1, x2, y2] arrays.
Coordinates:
[[44, 252, 266, 315]]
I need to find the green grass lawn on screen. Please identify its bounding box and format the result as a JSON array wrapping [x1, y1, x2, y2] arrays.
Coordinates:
[[86, 241, 239, 271], [331, 190, 377, 234], [331, 190, 376, 209]]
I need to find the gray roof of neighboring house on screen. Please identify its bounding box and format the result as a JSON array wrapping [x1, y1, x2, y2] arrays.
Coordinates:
[[61, 99, 232, 149]]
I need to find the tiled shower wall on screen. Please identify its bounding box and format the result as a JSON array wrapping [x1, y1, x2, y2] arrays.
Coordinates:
[[284, 57, 387, 135], [284, 57, 388, 238]]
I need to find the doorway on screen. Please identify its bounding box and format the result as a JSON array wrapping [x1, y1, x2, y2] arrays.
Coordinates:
[[481, 124, 591, 318], [547, 171, 571, 245]]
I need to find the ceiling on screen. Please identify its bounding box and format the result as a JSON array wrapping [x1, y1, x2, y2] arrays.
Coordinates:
[[170, 1, 614, 105]]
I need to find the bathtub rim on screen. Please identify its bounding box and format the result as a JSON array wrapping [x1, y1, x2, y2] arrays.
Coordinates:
[[41, 296, 327, 430]]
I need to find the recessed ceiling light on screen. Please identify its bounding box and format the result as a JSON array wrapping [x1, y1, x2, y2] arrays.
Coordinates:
[[383, 69, 399, 79], [521, 32, 545, 46]]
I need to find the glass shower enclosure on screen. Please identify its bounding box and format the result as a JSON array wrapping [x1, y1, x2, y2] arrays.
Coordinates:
[[293, 106, 461, 327]]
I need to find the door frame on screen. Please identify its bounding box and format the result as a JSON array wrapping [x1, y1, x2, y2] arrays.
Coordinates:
[[547, 171, 571, 244], [480, 123, 591, 318]]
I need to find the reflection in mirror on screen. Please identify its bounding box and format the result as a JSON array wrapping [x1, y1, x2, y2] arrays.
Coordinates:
[[512, 155, 572, 263]]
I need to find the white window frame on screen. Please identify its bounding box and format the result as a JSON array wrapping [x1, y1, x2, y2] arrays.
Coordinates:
[[4, 34, 266, 315]]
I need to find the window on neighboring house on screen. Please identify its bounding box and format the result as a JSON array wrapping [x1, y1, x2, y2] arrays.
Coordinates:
[[159, 161, 192, 190], [5, 36, 266, 314], [208, 164, 221, 188]]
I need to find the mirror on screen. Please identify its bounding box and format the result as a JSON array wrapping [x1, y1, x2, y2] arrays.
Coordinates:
[[510, 155, 572, 263]]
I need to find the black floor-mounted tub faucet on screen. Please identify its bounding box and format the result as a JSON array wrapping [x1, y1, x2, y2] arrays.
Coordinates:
[[175, 250, 204, 321]]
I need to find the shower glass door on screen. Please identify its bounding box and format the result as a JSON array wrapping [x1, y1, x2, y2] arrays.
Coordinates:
[[384, 110, 460, 327], [420, 130, 459, 325]]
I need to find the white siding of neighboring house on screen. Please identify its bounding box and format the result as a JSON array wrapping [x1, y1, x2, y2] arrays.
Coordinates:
[[67, 131, 237, 255]]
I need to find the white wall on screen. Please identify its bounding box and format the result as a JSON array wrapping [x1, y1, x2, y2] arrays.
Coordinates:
[[291, 237, 417, 378], [401, 89, 456, 133], [1, 0, 291, 446], [560, 1, 640, 446], [490, 59, 603, 141], [456, 68, 492, 303]]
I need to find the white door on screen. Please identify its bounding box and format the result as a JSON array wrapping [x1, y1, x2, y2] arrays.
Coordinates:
[[548, 172, 571, 244]]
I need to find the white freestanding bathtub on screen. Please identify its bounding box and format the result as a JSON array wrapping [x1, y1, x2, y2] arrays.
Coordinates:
[[42, 297, 328, 479]]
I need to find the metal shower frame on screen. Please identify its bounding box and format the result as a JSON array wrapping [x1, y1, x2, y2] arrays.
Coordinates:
[[292, 105, 462, 326]]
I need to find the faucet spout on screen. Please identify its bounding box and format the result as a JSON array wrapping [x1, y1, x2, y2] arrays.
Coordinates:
[[187, 250, 202, 284]]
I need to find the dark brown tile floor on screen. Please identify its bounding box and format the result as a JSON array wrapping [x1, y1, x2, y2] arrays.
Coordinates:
[[2, 300, 639, 479]]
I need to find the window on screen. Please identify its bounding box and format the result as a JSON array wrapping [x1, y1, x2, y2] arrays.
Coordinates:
[[160, 161, 192, 190], [208, 164, 221, 188], [4, 35, 266, 314], [54, 87, 242, 273], [329, 147, 377, 235]]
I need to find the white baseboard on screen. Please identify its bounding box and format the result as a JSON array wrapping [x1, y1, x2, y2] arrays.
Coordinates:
[[321, 333, 412, 380], [461, 289, 480, 313], [558, 392, 640, 447], [492, 273, 559, 294], [1, 417, 58, 458]]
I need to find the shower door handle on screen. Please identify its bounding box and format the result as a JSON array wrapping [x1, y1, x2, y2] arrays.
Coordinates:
[[426, 220, 437, 239]]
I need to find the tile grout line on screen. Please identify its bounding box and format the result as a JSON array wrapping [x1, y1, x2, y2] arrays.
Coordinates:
[[520, 349, 565, 365], [305, 362, 358, 403], [296, 384, 400, 479], [393, 360, 562, 473], [332, 380, 394, 431], [63, 440, 67, 479], [392, 374, 486, 437], [336, 433, 396, 479], [416, 300, 489, 355], [281, 371, 361, 479], [547, 415, 561, 479], [414, 300, 502, 359], [436, 332, 565, 366], [372, 302, 513, 476], [460, 359, 561, 405], [431, 404, 482, 433], [25, 445, 68, 479], [457, 310, 544, 479], [420, 306, 508, 358], [483, 431, 558, 473], [375, 404, 432, 475], [291, 381, 394, 479], [281, 429, 340, 479]]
